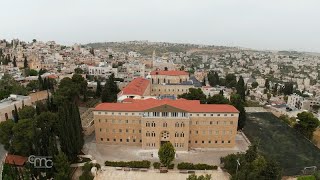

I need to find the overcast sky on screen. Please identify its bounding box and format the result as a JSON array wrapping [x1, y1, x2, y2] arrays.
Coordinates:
[[1, 0, 320, 52]]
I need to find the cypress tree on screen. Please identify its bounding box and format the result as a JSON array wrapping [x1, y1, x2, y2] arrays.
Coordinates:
[[58, 102, 84, 161], [12, 56, 17, 67], [95, 80, 102, 97], [14, 105, 19, 123], [24, 56, 28, 68], [38, 74, 44, 90], [236, 76, 246, 101]]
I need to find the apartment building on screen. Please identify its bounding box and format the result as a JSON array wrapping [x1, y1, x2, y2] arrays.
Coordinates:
[[93, 98, 239, 151]]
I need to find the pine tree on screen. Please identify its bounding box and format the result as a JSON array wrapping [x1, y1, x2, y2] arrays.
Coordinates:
[[101, 73, 120, 102], [12, 56, 17, 67]]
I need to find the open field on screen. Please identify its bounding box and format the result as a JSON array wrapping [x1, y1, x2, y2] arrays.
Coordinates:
[[243, 112, 320, 176]]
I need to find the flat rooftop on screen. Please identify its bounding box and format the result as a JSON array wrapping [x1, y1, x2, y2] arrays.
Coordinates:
[[0, 95, 30, 109]]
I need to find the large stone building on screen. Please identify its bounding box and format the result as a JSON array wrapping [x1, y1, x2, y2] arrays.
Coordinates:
[[149, 70, 201, 97], [93, 98, 239, 151]]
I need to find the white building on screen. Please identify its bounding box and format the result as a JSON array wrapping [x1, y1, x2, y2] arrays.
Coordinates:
[[88, 66, 118, 78]]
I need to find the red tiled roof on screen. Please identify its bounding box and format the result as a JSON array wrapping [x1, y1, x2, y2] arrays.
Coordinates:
[[120, 78, 150, 96], [5, 154, 28, 166], [150, 70, 189, 76], [95, 98, 238, 113], [47, 75, 58, 79]]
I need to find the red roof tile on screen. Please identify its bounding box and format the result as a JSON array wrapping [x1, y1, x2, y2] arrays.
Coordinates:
[[150, 70, 189, 76], [120, 78, 150, 96], [5, 154, 28, 166], [95, 99, 238, 113]]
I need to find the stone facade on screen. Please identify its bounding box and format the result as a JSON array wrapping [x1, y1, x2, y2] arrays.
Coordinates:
[[93, 99, 238, 151]]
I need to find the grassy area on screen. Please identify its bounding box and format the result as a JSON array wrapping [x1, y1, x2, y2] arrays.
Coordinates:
[[243, 112, 320, 176]]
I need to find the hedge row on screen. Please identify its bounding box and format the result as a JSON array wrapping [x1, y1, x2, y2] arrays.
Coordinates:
[[105, 160, 151, 168], [177, 162, 218, 170], [153, 162, 174, 169]]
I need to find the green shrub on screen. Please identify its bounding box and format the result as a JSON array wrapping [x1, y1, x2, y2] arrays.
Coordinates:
[[153, 162, 174, 169], [153, 162, 161, 169], [168, 163, 174, 169], [105, 160, 151, 168], [297, 175, 316, 180], [177, 162, 216, 170]]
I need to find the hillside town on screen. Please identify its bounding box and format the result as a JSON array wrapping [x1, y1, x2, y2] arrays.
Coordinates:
[[1, 39, 320, 179]]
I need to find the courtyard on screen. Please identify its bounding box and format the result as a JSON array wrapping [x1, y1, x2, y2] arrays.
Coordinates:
[[95, 167, 230, 180], [83, 133, 249, 166]]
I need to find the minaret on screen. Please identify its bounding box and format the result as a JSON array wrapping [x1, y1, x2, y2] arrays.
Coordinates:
[[151, 50, 156, 68]]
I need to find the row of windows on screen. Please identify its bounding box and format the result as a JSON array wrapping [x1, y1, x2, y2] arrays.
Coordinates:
[[145, 122, 186, 128], [146, 143, 156, 147], [191, 130, 233, 135], [97, 112, 142, 116], [101, 138, 141, 143], [190, 140, 231, 144], [97, 111, 235, 117], [98, 119, 142, 124], [190, 113, 235, 117], [174, 143, 184, 148], [192, 121, 234, 125], [145, 112, 187, 117], [100, 128, 141, 134], [152, 88, 188, 92]]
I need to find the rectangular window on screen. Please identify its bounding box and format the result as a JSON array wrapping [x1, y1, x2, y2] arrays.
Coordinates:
[[202, 141, 204, 144], [211, 114, 213, 116], [119, 129, 122, 133], [231, 114, 234, 116], [139, 130, 141, 133], [162, 112, 168, 117], [215, 131, 219, 135], [99, 119, 101, 123], [209, 140, 211, 143], [107, 138, 110, 141], [195, 141, 198, 144], [224, 114, 227, 116], [113, 139, 116, 142], [204, 114, 206, 116], [99, 128, 101, 132], [222, 140, 224, 143], [120, 139, 122, 142], [228, 140, 231, 143], [215, 140, 218, 143], [210, 121, 213, 125], [230, 121, 233, 125], [101, 138, 103, 141], [105, 119, 107, 122], [126, 139, 129, 142], [133, 139, 136, 142], [196, 130, 198, 134], [217, 114, 220, 116], [126, 129, 129, 133], [126, 120, 129, 123]]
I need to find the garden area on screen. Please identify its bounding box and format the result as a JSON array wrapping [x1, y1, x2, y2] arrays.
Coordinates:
[[243, 112, 320, 176]]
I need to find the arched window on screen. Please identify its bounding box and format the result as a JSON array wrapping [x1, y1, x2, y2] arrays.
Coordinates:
[[164, 78, 166, 83], [146, 121, 150, 127], [157, 79, 160, 84], [180, 79, 182, 83], [146, 131, 150, 136], [175, 132, 179, 137], [175, 122, 179, 127], [181, 132, 184, 137], [152, 121, 156, 127], [151, 131, 155, 137], [181, 122, 185, 127], [152, 79, 154, 84], [163, 122, 167, 127]]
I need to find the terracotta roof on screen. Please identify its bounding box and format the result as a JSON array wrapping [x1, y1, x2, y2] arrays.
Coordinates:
[[120, 78, 150, 96], [47, 75, 58, 79], [5, 154, 28, 166], [150, 70, 189, 76], [95, 99, 238, 113]]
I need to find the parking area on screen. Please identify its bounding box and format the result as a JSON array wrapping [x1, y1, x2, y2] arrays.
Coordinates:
[[95, 167, 230, 180], [83, 133, 249, 166]]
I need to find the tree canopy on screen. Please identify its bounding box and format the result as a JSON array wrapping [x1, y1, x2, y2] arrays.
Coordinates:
[[294, 112, 319, 139], [158, 142, 175, 167], [178, 88, 207, 104]]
